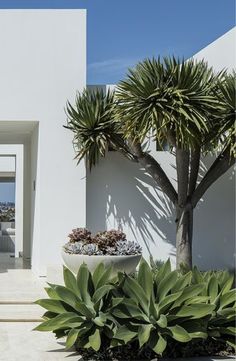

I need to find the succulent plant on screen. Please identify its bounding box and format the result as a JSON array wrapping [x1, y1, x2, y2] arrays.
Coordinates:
[[63, 228, 142, 256], [35, 260, 236, 356], [93, 230, 126, 250], [68, 228, 92, 243]]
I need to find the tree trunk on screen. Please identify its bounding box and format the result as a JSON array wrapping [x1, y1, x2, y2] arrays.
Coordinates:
[[176, 204, 193, 270]]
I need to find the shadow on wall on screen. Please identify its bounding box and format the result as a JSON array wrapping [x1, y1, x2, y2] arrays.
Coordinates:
[[193, 157, 235, 270], [86, 151, 235, 270], [86, 151, 176, 260]]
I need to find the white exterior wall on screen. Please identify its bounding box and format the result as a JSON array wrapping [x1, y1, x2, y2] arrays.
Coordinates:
[[0, 157, 15, 173], [0, 10, 86, 275], [87, 28, 236, 270]]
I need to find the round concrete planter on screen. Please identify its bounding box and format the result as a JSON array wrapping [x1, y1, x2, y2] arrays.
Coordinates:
[[61, 250, 141, 275]]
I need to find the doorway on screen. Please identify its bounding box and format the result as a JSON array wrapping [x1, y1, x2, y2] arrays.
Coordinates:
[[0, 121, 39, 271]]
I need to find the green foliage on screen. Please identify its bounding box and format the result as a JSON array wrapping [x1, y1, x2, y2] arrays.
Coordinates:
[[65, 57, 235, 170], [34, 264, 117, 351], [35, 260, 236, 356], [65, 89, 135, 170]]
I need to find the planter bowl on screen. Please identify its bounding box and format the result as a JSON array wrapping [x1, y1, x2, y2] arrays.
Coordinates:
[[61, 250, 141, 275]]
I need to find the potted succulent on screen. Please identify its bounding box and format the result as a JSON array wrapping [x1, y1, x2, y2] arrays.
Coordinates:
[[61, 228, 142, 274]]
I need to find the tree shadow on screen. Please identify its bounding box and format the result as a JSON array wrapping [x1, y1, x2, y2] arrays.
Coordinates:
[[86, 152, 176, 261], [87, 150, 235, 270]]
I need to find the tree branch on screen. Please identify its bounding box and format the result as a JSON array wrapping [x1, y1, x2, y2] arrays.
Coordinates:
[[191, 146, 235, 208], [176, 148, 190, 206], [188, 146, 201, 197], [130, 142, 178, 204]]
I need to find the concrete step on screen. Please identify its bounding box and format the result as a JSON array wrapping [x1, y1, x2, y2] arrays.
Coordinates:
[[0, 304, 43, 322]]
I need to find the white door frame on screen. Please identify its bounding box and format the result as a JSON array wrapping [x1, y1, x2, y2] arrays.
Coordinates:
[[0, 145, 24, 257]]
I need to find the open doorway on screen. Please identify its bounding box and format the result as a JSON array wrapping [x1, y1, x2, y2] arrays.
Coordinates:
[[0, 121, 39, 273], [0, 148, 26, 269], [0, 156, 16, 257]]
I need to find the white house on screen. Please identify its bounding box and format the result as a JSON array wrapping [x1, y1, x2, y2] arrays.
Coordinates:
[[0, 9, 234, 276]]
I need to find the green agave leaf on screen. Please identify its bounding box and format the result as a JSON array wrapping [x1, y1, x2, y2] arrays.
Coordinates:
[[96, 265, 113, 289], [66, 328, 80, 349], [114, 325, 137, 344], [168, 325, 191, 342], [138, 258, 153, 301], [158, 291, 182, 313], [157, 270, 178, 301], [88, 329, 101, 351], [53, 285, 78, 309], [171, 284, 205, 308], [92, 263, 105, 289], [156, 314, 167, 328], [171, 272, 192, 293], [177, 303, 215, 319], [149, 295, 158, 319], [217, 307, 235, 318], [42, 311, 58, 320], [156, 259, 171, 285], [92, 285, 114, 304], [113, 301, 149, 322], [189, 331, 208, 339], [34, 312, 78, 331], [138, 324, 153, 347], [123, 276, 149, 314], [63, 266, 80, 297], [77, 263, 92, 305], [110, 297, 124, 309], [152, 333, 167, 355], [35, 299, 67, 314], [218, 326, 236, 336], [192, 266, 204, 284], [219, 289, 236, 309], [185, 296, 210, 305], [93, 316, 105, 327], [226, 339, 236, 349], [208, 276, 219, 302], [221, 273, 234, 294], [44, 287, 60, 300], [75, 301, 95, 318]]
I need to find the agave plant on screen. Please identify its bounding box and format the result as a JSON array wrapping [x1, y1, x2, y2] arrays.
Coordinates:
[[111, 259, 216, 355], [191, 267, 236, 348], [34, 263, 118, 351], [34, 260, 236, 356]]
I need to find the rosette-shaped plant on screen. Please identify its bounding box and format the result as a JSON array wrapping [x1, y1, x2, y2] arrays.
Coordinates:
[[111, 259, 216, 355], [34, 263, 118, 351], [68, 228, 92, 243], [93, 230, 126, 250], [191, 267, 236, 348]]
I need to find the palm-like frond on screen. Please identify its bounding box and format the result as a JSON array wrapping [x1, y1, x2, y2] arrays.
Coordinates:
[[213, 72, 236, 157], [115, 57, 222, 149], [65, 89, 132, 169]]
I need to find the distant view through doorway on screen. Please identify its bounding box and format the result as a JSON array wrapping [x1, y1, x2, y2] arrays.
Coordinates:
[[0, 156, 16, 256]]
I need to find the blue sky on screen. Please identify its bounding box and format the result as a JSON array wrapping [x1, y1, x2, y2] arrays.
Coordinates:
[[0, 183, 15, 203], [0, 0, 234, 84]]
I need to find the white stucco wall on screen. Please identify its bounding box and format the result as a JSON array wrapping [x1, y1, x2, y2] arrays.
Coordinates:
[[87, 28, 235, 270], [0, 10, 87, 275], [0, 156, 15, 173]]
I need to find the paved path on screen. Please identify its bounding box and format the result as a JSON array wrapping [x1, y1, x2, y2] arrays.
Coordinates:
[[0, 254, 79, 360]]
